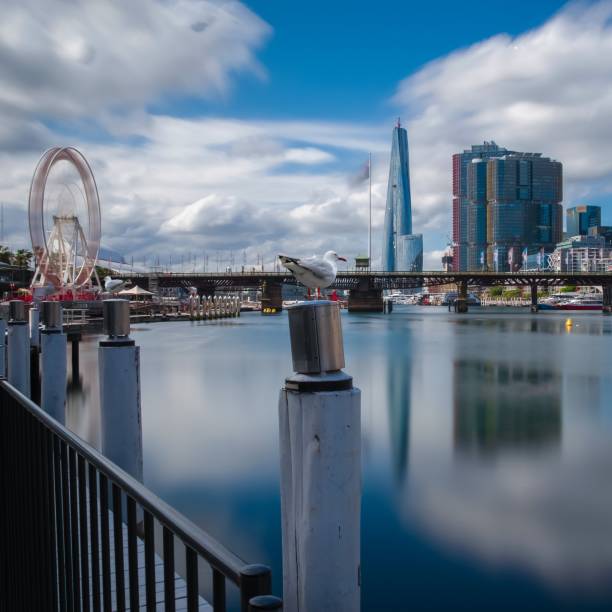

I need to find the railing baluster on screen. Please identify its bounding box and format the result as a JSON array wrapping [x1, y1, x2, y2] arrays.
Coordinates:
[[53, 436, 67, 611], [78, 455, 90, 611], [127, 496, 139, 611], [112, 483, 125, 611], [69, 447, 81, 606], [61, 441, 74, 611], [89, 463, 101, 612], [213, 568, 226, 612], [144, 509, 156, 610], [99, 473, 111, 612], [186, 546, 199, 612], [44, 428, 59, 611], [163, 526, 176, 612]]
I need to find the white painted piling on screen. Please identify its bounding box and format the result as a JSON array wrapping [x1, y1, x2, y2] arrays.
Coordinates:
[[7, 301, 31, 397], [40, 301, 66, 424], [0, 318, 6, 378], [29, 305, 40, 349], [278, 301, 361, 612], [99, 299, 143, 482]]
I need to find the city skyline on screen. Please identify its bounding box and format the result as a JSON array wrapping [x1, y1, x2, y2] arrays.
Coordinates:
[[0, 1, 612, 270]]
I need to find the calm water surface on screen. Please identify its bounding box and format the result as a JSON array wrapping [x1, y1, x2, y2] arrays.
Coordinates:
[[68, 307, 612, 611]]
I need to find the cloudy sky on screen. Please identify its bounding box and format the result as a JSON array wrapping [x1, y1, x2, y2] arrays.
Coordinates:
[[1, 0, 612, 270]]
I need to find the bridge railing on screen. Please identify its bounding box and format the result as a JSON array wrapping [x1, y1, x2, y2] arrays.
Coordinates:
[[0, 379, 280, 611]]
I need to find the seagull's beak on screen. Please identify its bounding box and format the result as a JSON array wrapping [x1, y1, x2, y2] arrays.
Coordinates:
[[338, 256, 347, 262]]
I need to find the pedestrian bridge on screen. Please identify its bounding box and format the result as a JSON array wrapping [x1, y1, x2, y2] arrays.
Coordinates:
[[118, 271, 612, 313]]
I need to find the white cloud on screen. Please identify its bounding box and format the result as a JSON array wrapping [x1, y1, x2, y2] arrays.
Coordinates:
[[397, 0, 612, 233], [0, 0, 270, 121]]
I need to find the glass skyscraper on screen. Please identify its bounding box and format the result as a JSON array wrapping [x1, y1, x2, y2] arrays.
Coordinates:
[[566, 205, 601, 237], [452, 142, 511, 271], [383, 121, 421, 271], [453, 144, 563, 271]]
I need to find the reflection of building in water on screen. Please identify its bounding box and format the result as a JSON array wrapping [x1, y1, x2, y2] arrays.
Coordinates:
[[453, 360, 561, 455], [387, 333, 411, 482]]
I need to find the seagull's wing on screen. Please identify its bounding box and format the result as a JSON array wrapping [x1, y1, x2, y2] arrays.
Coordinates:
[[298, 256, 333, 278]]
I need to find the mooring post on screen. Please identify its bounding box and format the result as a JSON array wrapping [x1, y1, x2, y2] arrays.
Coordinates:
[[456, 280, 468, 313], [40, 301, 66, 424], [279, 300, 361, 612], [7, 300, 31, 397], [99, 299, 143, 482], [0, 317, 6, 378], [603, 284, 612, 314], [29, 304, 40, 349]]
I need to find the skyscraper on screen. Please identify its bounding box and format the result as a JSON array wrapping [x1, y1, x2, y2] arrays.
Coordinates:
[[383, 120, 422, 271], [566, 205, 601, 237], [453, 144, 563, 271], [452, 142, 511, 271], [486, 153, 562, 271]]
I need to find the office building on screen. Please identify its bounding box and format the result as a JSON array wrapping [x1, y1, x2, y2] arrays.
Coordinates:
[[383, 120, 422, 271], [567, 205, 601, 237], [452, 142, 512, 271]]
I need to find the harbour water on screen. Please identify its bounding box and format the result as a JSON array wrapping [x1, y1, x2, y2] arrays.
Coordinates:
[[67, 307, 612, 611]]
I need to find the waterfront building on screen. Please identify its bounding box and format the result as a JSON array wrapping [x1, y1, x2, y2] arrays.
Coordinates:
[[567, 205, 601, 237], [452, 142, 512, 271], [383, 120, 421, 271], [549, 234, 612, 272], [588, 225, 612, 245], [453, 144, 563, 271], [486, 153, 563, 271]]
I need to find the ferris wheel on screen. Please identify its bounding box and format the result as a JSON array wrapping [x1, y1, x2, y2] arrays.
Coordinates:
[[29, 147, 102, 294]]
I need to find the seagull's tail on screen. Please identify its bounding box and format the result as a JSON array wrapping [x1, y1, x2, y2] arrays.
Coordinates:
[[278, 254, 300, 266]]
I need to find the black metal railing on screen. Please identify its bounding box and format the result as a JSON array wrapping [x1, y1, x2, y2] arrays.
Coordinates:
[[0, 379, 282, 611]]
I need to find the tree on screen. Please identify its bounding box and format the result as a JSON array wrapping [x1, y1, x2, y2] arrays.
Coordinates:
[[560, 285, 577, 293], [11, 249, 32, 269], [0, 245, 12, 265], [490, 286, 503, 297]]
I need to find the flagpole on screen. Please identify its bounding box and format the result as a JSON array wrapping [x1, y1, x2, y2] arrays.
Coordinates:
[[368, 152, 372, 266]]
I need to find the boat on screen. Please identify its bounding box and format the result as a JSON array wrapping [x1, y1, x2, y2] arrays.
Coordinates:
[[555, 295, 602, 311], [440, 291, 481, 306]]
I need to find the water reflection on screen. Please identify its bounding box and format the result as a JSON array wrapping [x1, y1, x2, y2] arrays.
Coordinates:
[[400, 317, 612, 594], [386, 329, 412, 483], [453, 360, 561, 456]]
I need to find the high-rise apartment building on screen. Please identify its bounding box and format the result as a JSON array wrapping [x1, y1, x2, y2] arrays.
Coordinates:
[[383, 120, 422, 271], [452, 142, 511, 271], [452, 144, 563, 271], [566, 205, 601, 237]]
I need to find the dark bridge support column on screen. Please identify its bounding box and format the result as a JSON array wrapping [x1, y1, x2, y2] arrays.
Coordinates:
[[530, 283, 539, 313], [603, 284, 612, 314], [456, 281, 468, 314], [348, 280, 383, 313], [261, 281, 283, 315]]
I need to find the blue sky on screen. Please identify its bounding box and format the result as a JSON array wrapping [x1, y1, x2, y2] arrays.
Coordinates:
[[156, 0, 568, 121], [1, 0, 611, 269]]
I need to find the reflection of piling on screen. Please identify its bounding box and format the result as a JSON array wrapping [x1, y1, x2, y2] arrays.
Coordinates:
[[40, 301, 66, 424], [68, 332, 81, 380], [279, 301, 361, 612], [7, 300, 30, 397], [99, 299, 143, 482]]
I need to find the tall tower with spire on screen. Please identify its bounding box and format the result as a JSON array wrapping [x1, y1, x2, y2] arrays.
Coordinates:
[[383, 120, 422, 271]]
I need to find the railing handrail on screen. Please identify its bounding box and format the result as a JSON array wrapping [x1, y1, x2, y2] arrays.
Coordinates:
[[0, 378, 246, 584]]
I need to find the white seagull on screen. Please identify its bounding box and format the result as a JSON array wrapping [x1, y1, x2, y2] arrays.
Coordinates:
[[104, 276, 126, 293], [279, 251, 346, 289]]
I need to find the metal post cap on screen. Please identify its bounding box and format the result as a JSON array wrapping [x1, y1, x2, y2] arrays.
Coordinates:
[[9, 300, 26, 322], [41, 301, 63, 329], [103, 299, 130, 338], [287, 300, 344, 374]]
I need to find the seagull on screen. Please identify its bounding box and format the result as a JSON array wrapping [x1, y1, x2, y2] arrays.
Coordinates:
[[279, 251, 346, 290], [104, 276, 126, 293]]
